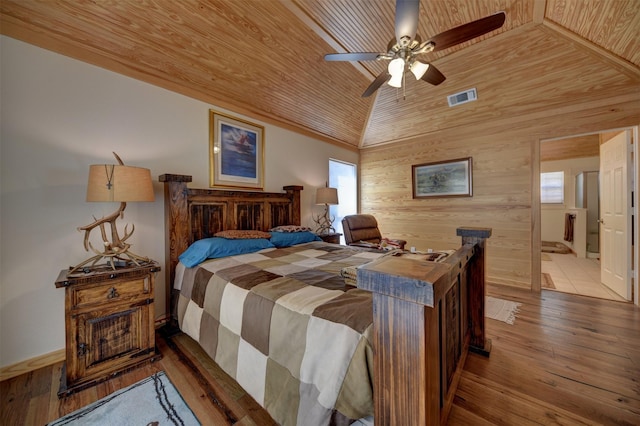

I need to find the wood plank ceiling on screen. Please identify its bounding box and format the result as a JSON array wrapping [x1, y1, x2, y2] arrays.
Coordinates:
[[1, 1, 639, 150]]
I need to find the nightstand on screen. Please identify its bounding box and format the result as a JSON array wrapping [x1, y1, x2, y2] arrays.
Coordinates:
[[54, 262, 161, 397], [317, 232, 342, 244]]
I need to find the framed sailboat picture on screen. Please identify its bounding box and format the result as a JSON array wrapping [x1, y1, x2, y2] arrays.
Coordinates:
[[209, 110, 264, 189]]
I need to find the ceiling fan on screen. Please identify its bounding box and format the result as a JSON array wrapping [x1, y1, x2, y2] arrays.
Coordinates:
[[324, 0, 506, 97]]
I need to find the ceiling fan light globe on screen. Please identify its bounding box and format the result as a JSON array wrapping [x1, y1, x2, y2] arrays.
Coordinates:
[[388, 73, 403, 88], [387, 58, 405, 77], [410, 61, 430, 80]]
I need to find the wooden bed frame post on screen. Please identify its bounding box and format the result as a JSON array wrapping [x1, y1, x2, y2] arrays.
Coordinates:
[[159, 174, 192, 318], [358, 227, 491, 425], [457, 227, 493, 356]]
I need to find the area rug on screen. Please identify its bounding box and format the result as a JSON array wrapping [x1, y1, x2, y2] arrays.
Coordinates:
[[541, 272, 556, 289], [541, 241, 572, 254], [485, 296, 522, 325], [47, 371, 200, 426]]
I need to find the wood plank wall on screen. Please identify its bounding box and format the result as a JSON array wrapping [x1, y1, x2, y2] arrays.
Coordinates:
[[359, 94, 639, 288], [540, 134, 600, 162]]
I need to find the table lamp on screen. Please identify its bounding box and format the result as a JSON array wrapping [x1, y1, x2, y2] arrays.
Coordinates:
[[70, 152, 154, 273], [313, 186, 339, 234]]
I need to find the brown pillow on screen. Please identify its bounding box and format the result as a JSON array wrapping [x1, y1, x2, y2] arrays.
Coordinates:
[[214, 230, 271, 239], [269, 225, 312, 233]]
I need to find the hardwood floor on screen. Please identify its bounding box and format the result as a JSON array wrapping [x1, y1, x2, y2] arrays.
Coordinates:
[[2, 284, 639, 425], [449, 285, 639, 425]]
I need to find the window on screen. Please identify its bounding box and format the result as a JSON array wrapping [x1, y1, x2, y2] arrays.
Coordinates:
[[329, 159, 357, 243], [541, 171, 564, 204]]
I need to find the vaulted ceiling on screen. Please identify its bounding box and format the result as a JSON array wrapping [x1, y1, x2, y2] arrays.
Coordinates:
[[2, 1, 639, 150]]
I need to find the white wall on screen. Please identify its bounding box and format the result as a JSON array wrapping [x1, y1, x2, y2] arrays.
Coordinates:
[[0, 36, 358, 368]]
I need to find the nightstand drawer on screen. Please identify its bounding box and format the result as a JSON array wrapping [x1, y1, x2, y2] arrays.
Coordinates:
[[71, 277, 150, 309]]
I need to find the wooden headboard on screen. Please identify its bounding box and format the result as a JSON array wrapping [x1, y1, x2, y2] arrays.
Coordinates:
[[159, 174, 303, 315]]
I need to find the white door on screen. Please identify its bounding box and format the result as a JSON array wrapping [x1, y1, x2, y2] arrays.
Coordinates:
[[599, 131, 631, 300]]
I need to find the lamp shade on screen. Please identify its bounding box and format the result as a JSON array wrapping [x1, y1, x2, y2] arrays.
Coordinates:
[[86, 164, 155, 202], [316, 187, 338, 205]]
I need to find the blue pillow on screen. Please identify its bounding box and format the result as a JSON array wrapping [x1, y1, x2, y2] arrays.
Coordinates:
[[269, 231, 322, 248], [179, 237, 274, 268]]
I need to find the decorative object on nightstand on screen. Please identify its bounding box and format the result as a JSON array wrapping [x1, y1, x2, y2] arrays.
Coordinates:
[[312, 185, 339, 235], [55, 262, 161, 397], [71, 152, 155, 273]]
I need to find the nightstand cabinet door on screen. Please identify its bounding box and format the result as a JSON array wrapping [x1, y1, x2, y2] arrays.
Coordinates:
[[71, 298, 152, 383], [56, 263, 160, 397]]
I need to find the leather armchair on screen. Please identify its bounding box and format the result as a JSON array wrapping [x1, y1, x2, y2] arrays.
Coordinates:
[[341, 214, 406, 250]]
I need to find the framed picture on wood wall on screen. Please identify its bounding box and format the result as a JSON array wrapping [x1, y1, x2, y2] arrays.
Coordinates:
[[412, 157, 473, 198], [209, 110, 264, 189]]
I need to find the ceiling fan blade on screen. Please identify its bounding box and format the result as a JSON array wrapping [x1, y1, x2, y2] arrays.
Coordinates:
[[429, 11, 506, 52], [420, 63, 446, 85], [395, 0, 420, 46], [362, 71, 391, 98], [324, 52, 383, 62]]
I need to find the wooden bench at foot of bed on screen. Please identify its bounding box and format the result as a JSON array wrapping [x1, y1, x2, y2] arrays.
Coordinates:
[[358, 227, 492, 426]]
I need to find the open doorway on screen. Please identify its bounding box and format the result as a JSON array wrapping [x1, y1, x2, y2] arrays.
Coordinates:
[[539, 127, 636, 302]]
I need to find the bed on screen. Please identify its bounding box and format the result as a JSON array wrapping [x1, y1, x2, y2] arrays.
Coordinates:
[[160, 174, 492, 426]]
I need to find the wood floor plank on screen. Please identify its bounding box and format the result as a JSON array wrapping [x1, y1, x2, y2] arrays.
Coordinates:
[[452, 372, 603, 425], [447, 405, 496, 426], [465, 286, 640, 426], [483, 328, 639, 400], [24, 392, 51, 425], [0, 372, 28, 425], [463, 348, 639, 424], [46, 361, 63, 421]]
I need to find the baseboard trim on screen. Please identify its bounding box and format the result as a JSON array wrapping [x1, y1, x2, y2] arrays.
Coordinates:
[[0, 349, 65, 382]]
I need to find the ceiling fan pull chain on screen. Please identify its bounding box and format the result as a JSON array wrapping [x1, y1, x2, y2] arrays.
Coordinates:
[[403, 71, 407, 100]]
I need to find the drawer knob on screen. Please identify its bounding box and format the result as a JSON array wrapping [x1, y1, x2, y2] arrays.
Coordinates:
[[107, 287, 119, 299]]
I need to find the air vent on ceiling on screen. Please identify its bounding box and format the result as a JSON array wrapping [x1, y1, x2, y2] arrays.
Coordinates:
[[447, 88, 477, 107]]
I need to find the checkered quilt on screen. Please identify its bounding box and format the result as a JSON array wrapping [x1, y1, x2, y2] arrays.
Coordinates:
[[174, 241, 388, 425]]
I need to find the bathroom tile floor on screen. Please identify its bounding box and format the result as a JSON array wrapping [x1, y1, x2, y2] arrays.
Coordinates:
[[541, 252, 626, 301]]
